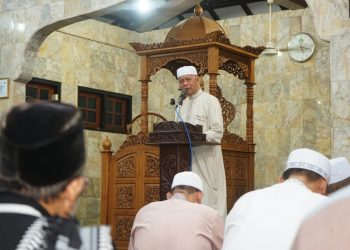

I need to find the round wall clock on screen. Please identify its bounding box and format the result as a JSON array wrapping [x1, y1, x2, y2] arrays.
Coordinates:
[[287, 32, 315, 62]]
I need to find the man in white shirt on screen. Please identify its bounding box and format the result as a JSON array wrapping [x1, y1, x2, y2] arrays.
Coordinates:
[[292, 184, 350, 250], [222, 148, 330, 250], [175, 65, 227, 218]]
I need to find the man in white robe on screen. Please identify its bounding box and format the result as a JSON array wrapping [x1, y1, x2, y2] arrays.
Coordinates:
[[175, 65, 227, 218], [222, 148, 330, 250]]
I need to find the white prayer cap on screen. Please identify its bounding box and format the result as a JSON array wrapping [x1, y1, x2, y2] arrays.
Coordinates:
[[171, 171, 203, 192], [285, 148, 330, 179], [329, 157, 350, 184], [176, 66, 197, 79]]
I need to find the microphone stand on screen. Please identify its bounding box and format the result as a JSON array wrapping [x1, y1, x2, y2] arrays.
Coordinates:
[[170, 90, 193, 170]]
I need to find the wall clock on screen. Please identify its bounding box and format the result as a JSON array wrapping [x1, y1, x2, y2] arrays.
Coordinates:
[[287, 32, 315, 62]]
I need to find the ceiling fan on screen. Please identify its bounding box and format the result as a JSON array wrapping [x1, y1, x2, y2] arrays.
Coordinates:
[[261, 0, 278, 56]]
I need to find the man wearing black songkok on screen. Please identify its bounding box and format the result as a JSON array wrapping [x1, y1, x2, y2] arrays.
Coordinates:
[[0, 102, 112, 250]]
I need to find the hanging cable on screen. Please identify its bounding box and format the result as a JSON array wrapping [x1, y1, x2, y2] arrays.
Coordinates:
[[174, 107, 193, 171]]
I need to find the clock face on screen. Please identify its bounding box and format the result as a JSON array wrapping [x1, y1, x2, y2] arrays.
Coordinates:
[[287, 33, 315, 62]]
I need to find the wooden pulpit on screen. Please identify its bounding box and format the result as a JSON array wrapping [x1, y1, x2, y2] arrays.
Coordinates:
[[148, 121, 207, 200]]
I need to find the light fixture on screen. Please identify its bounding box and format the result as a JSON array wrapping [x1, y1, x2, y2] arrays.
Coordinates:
[[261, 0, 278, 56], [137, 0, 151, 14]]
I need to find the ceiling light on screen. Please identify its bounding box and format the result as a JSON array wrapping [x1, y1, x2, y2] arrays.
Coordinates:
[[137, 0, 151, 13]]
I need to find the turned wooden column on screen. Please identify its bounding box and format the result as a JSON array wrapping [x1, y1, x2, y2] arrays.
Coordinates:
[[208, 47, 219, 97], [244, 81, 255, 144], [100, 136, 113, 224], [140, 80, 149, 133], [140, 55, 149, 134]]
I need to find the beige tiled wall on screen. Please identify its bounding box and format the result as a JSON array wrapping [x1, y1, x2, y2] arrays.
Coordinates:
[[1, 7, 331, 224]]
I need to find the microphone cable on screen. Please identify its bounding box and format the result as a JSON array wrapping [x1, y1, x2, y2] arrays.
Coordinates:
[[175, 104, 193, 171]]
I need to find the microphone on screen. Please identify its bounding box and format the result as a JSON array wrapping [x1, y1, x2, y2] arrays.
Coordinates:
[[177, 89, 186, 106]]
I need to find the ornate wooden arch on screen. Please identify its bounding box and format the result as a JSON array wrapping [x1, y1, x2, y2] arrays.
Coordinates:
[[130, 31, 264, 144]]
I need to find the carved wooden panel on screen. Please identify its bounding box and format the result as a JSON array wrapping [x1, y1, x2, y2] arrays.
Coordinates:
[[233, 158, 248, 180], [220, 60, 247, 80], [232, 184, 247, 204], [116, 154, 136, 178], [107, 145, 160, 250], [222, 146, 254, 211], [223, 157, 233, 181], [116, 184, 135, 209], [159, 145, 190, 200], [115, 216, 134, 241], [226, 183, 234, 211], [148, 51, 208, 76], [145, 184, 160, 204], [145, 153, 160, 177]]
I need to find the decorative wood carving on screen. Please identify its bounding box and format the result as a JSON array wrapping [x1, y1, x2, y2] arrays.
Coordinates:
[[118, 132, 149, 152], [223, 157, 232, 180], [232, 185, 247, 204], [148, 51, 208, 76], [220, 60, 247, 80], [140, 80, 149, 133], [116, 155, 136, 178], [145, 154, 160, 177], [233, 158, 247, 180], [102, 136, 112, 150], [241, 45, 266, 56], [159, 153, 188, 200], [222, 132, 247, 144], [115, 216, 134, 241], [244, 81, 255, 144], [160, 154, 177, 197], [217, 86, 247, 145], [219, 50, 249, 79], [145, 184, 160, 204], [217, 86, 235, 130], [116, 185, 135, 209], [130, 31, 231, 51], [148, 121, 206, 144]]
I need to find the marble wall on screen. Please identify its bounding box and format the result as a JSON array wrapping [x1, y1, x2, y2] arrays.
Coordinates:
[[0, 2, 332, 225], [306, 0, 350, 162], [145, 8, 331, 188], [29, 20, 146, 225], [0, 0, 126, 117]]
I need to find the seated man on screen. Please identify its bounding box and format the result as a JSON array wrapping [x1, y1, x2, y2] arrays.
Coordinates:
[[222, 148, 330, 250], [0, 102, 113, 250], [327, 157, 350, 194], [129, 171, 224, 250], [292, 184, 350, 250]]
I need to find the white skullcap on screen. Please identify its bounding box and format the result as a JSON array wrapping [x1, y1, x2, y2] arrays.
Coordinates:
[[329, 157, 350, 184], [285, 148, 330, 180], [171, 171, 203, 192], [176, 66, 197, 79]]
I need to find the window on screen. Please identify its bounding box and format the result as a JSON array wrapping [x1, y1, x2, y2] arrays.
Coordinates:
[[26, 78, 60, 102], [78, 87, 131, 134]]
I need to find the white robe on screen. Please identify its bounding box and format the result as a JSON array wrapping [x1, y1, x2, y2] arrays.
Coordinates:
[[222, 179, 328, 250], [176, 89, 227, 218]]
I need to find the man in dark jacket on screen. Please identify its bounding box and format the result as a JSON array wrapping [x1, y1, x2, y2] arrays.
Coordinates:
[[0, 102, 112, 250]]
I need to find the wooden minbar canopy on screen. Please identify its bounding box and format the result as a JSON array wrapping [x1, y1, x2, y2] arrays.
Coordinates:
[[100, 5, 264, 249]]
